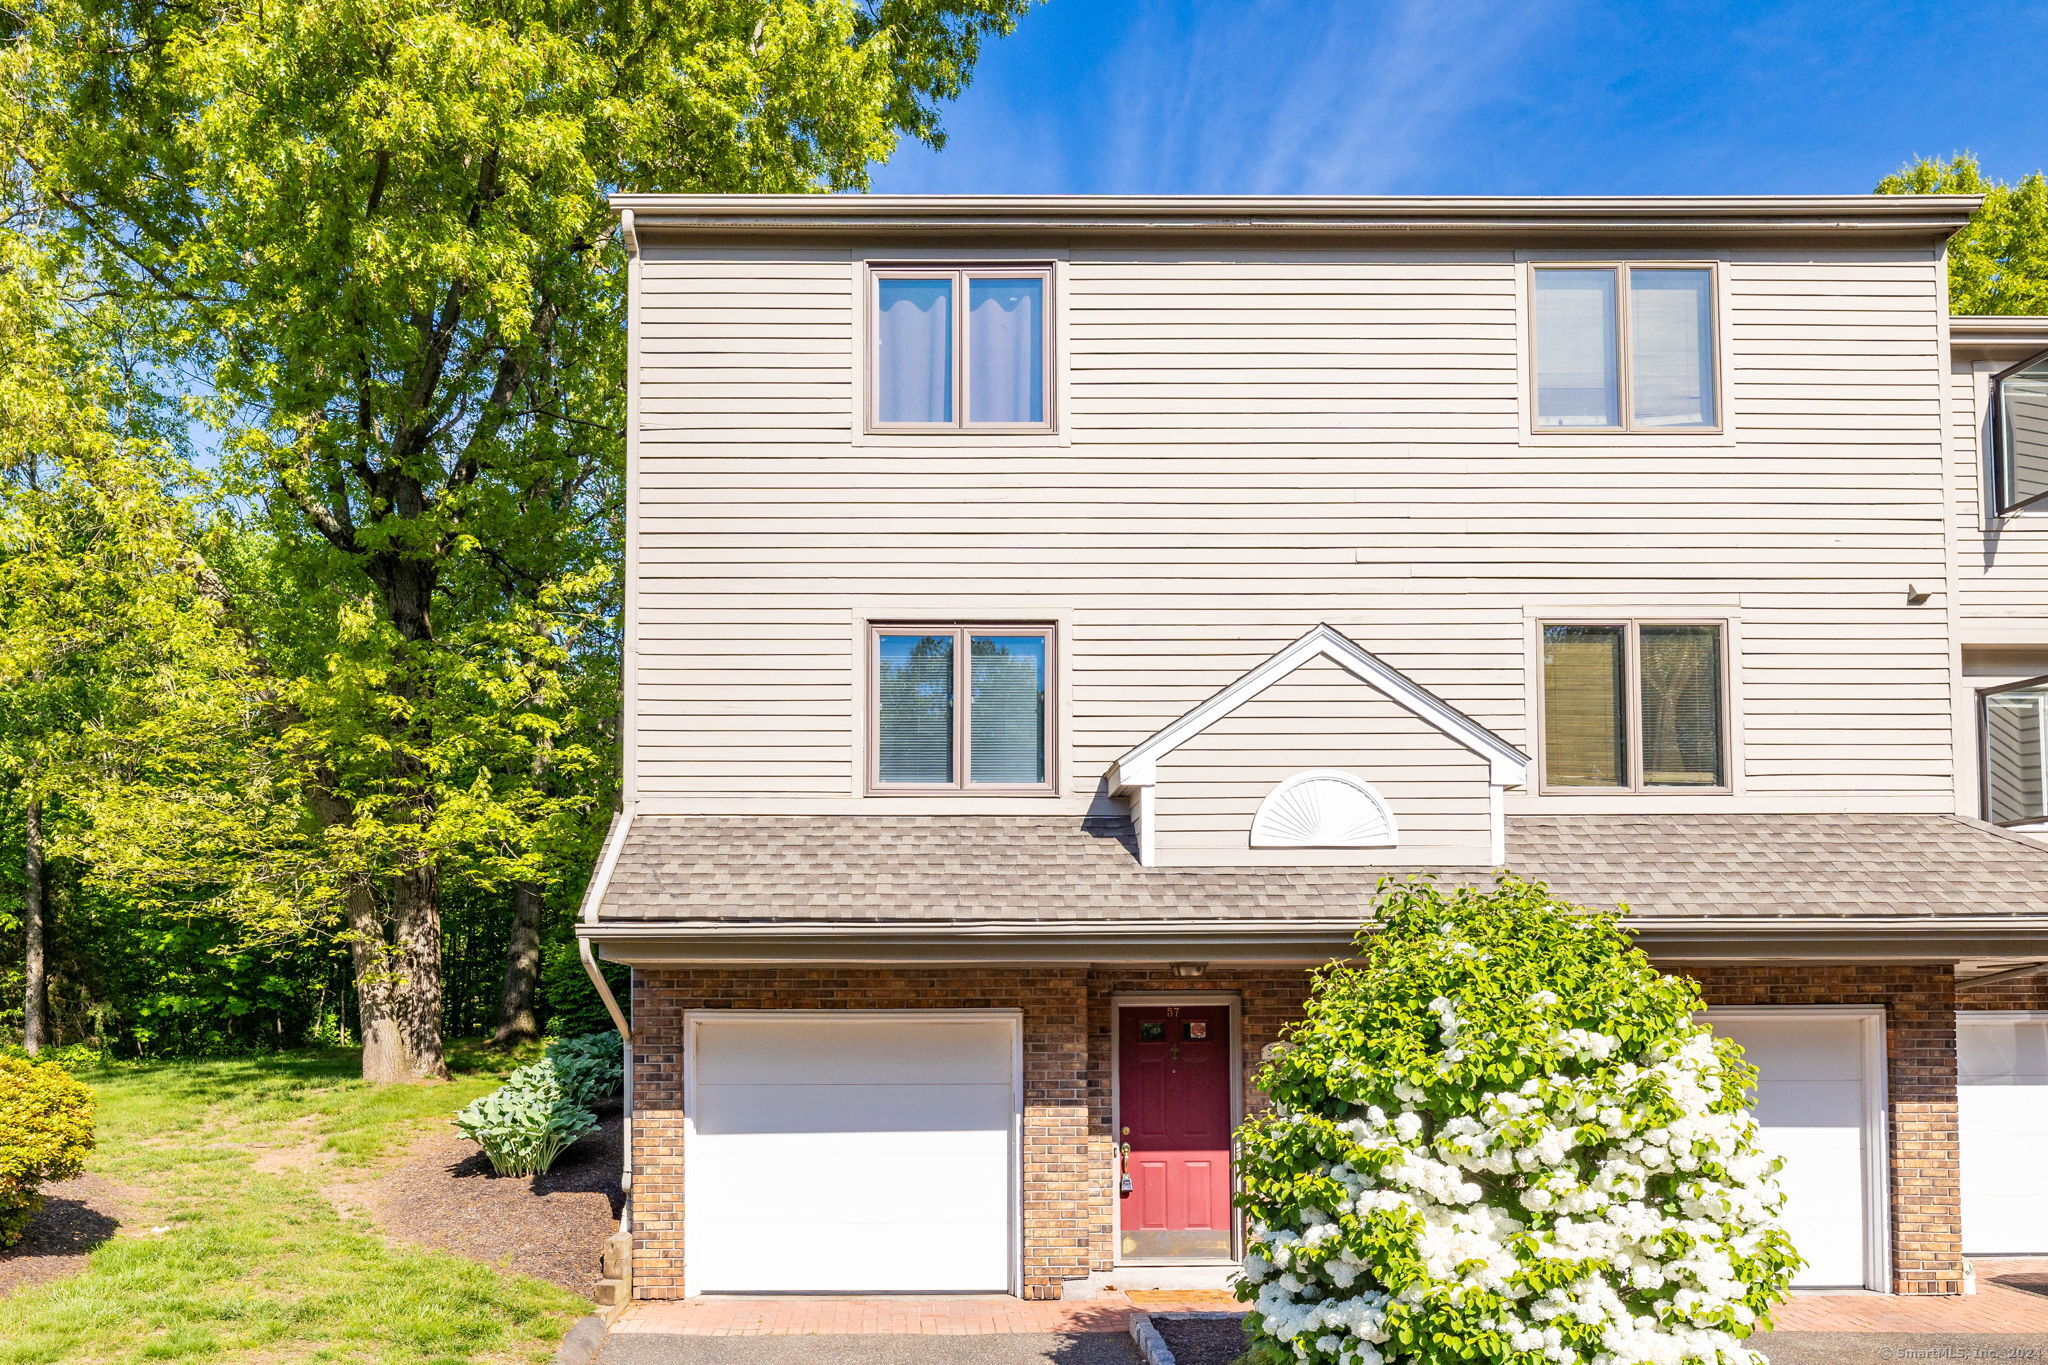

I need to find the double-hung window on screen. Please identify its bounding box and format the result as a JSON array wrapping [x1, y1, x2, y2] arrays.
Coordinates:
[[1532, 265, 1719, 431], [1541, 622, 1727, 790], [1981, 674, 2048, 825], [1991, 350, 2048, 515], [869, 266, 1052, 431], [870, 625, 1054, 792]]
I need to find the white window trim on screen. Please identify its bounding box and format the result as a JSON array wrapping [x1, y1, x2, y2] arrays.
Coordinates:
[[1533, 617, 1735, 796], [679, 1008, 1025, 1298], [1522, 258, 1728, 439], [1109, 992, 1244, 1267], [864, 262, 1057, 436], [1702, 1005, 1890, 1293]]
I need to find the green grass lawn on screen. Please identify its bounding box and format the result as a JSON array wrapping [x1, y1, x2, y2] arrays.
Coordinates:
[[0, 1044, 590, 1365]]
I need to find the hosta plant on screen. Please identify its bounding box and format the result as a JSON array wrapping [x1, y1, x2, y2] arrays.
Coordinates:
[[0, 1056, 97, 1248], [453, 1060, 597, 1177], [543, 1030, 624, 1107], [1236, 876, 1799, 1365]]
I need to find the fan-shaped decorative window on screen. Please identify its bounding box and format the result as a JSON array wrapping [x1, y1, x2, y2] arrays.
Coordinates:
[[1249, 770, 1399, 849]]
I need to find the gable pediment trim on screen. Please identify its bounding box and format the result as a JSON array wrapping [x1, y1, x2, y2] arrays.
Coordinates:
[[1109, 623, 1530, 791]]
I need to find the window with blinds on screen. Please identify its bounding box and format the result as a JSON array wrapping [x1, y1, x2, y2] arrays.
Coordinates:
[[1541, 621, 1726, 790], [1533, 265, 1719, 432], [871, 625, 1053, 791]]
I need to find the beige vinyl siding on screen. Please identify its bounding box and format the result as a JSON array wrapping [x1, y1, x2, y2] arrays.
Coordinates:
[[1150, 659, 1494, 866], [630, 242, 1956, 815]]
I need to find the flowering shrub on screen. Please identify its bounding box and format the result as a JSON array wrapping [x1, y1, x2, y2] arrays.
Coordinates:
[[453, 1056, 598, 1177], [0, 1056, 97, 1248], [1236, 877, 1799, 1365]]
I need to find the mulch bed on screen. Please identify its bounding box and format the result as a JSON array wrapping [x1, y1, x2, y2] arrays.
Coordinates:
[[0, 1173, 129, 1298], [358, 1102, 624, 1298], [1151, 1313, 1251, 1365]]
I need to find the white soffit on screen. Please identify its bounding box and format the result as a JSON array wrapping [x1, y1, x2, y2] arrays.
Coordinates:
[[1110, 623, 1530, 789]]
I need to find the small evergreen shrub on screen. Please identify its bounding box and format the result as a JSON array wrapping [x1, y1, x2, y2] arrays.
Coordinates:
[[453, 1059, 597, 1178], [1236, 876, 1799, 1365], [544, 1030, 623, 1106], [0, 1056, 97, 1248]]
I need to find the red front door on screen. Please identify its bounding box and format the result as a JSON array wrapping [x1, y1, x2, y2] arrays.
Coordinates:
[[1118, 1003, 1233, 1259]]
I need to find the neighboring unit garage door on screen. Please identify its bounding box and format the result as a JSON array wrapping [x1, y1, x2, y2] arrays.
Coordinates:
[[1709, 1010, 1883, 1289], [1959, 1013, 2048, 1255], [684, 1011, 1018, 1293]]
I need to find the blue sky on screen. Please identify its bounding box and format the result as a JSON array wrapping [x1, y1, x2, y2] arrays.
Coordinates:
[[871, 0, 2048, 196]]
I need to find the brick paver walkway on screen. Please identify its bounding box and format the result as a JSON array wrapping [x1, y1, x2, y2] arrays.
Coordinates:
[[612, 1261, 2048, 1337], [1768, 1259, 2048, 1333]]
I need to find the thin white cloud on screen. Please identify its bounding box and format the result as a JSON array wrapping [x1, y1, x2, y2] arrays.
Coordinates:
[[1098, 0, 1572, 193]]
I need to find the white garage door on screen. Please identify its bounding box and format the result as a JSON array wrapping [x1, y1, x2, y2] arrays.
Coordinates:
[[684, 1011, 1018, 1293], [1710, 1010, 1882, 1289], [1960, 1013, 2048, 1255]]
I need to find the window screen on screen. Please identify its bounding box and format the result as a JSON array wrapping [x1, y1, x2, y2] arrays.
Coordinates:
[[1542, 625, 1627, 786], [1542, 622, 1728, 790]]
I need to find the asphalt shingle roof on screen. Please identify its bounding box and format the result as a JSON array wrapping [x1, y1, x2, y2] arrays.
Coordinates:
[[595, 812, 2048, 925]]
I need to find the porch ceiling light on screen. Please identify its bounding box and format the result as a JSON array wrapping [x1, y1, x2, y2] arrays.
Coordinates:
[[1171, 962, 1208, 978]]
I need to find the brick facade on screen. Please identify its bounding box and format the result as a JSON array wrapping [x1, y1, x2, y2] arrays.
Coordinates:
[[629, 966, 1094, 1299], [1957, 974, 2048, 1010], [628, 960, 1966, 1300], [1677, 963, 1961, 1295]]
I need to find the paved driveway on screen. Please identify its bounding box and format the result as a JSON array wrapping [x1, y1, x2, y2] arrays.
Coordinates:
[[594, 1333, 1143, 1364]]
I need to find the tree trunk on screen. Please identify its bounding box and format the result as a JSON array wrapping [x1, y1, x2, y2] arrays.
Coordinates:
[[307, 782, 447, 1083], [22, 795, 47, 1055], [492, 880, 544, 1047]]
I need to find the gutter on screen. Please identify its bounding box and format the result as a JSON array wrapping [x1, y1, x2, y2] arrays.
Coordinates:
[[575, 809, 637, 1225], [608, 192, 1982, 239], [579, 913, 2048, 967]]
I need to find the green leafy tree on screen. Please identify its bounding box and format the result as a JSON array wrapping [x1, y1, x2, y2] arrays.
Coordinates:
[[1236, 878, 1798, 1365], [20, 0, 1033, 1081], [1878, 155, 2048, 314]]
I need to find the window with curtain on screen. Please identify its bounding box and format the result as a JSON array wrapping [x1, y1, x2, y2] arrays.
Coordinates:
[[1542, 621, 1726, 790], [871, 625, 1052, 790], [871, 267, 1050, 430], [1982, 676, 2048, 825], [1533, 265, 1718, 432]]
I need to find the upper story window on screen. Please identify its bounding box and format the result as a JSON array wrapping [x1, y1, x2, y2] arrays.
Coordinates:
[[1541, 621, 1727, 790], [1532, 265, 1719, 432], [1992, 350, 2048, 515], [870, 266, 1052, 431], [1981, 674, 2048, 825], [870, 624, 1054, 792]]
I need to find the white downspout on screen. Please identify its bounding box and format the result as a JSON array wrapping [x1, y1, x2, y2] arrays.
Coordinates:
[[578, 808, 637, 1228]]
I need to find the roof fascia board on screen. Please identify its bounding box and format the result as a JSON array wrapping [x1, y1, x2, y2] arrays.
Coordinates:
[[610, 194, 1982, 239], [1952, 315, 2048, 351], [582, 918, 2048, 967], [1111, 623, 1529, 788]]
